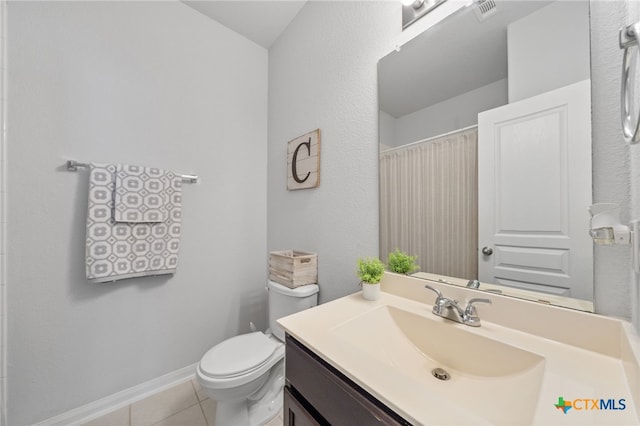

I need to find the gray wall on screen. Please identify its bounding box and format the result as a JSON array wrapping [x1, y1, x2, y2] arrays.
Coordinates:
[[590, 0, 640, 329], [268, 1, 398, 304], [629, 2, 640, 333], [590, 0, 634, 323], [391, 79, 507, 147], [266, 0, 457, 302], [7, 2, 268, 424], [507, 0, 591, 102]]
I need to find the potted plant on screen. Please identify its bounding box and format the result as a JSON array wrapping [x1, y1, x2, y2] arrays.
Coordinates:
[[387, 249, 419, 275], [356, 257, 385, 301]]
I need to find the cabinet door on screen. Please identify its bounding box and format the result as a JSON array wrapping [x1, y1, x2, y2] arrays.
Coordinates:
[[283, 387, 323, 426], [286, 336, 409, 426]]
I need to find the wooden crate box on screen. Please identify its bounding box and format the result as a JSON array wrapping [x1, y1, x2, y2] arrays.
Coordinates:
[[269, 250, 318, 288]]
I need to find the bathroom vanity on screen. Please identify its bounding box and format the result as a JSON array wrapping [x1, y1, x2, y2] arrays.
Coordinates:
[[278, 273, 640, 425], [284, 334, 409, 425]]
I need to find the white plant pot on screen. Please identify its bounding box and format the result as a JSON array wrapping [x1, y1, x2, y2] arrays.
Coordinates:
[[362, 282, 381, 301]]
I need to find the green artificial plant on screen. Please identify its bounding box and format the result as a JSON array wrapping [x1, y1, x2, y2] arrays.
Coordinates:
[[356, 257, 385, 284], [387, 249, 419, 274]]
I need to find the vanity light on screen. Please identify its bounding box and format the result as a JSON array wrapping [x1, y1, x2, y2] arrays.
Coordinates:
[[402, 0, 446, 30], [589, 203, 640, 274]]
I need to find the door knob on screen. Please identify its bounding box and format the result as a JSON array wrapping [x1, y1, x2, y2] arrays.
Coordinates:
[[481, 247, 493, 256]]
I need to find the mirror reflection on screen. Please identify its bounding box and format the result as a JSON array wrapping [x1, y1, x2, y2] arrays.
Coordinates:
[[378, 0, 594, 311]]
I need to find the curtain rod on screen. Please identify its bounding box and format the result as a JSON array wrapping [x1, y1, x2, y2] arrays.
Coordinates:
[[381, 124, 478, 154], [65, 160, 198, 183]]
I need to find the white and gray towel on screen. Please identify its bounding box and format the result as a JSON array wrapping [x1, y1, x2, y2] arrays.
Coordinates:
[[85, 163, 183, 283], [114, 164, 176, 223]]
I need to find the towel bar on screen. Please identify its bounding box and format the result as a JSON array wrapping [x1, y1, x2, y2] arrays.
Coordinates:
[[66, 160, 198, 183], [620, 21, 640, 144]]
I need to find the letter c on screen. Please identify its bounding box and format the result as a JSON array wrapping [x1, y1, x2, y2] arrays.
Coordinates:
[[292, 138, 311, 183]]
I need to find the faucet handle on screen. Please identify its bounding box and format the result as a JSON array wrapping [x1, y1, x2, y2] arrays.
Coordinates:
[[465, 298, 492, 312], [425, 284, 449, 316], [424, 284, 443, 300], [464, 298, 492, 327]]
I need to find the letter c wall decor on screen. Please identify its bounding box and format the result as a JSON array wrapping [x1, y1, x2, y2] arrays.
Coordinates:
[[287, 129, 321, 190]]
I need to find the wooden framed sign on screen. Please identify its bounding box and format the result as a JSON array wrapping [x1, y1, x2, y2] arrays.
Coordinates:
[[287, 129, 321, 190]]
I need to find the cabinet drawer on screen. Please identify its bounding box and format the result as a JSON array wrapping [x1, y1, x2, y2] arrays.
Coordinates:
[[286, 336, 410, 426], [283, 386, 324, 426]]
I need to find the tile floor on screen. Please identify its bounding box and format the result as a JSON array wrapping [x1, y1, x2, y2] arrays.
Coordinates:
[[81, 379, 283, 426]]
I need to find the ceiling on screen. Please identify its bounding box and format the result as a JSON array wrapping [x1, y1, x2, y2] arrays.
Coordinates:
[[183, 1, 308, 48]]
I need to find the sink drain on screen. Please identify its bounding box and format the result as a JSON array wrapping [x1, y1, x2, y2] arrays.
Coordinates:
[[431, 368, 450, 381]]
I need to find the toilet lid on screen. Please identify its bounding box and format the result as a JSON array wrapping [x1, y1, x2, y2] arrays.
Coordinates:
[[199, 332, 277, 378]]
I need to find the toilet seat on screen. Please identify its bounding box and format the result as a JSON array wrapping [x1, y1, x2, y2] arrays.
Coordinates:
[[199, 332, 278, 379]]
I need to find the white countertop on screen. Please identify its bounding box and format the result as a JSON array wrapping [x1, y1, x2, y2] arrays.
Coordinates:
[[278, 274, 640, 425]]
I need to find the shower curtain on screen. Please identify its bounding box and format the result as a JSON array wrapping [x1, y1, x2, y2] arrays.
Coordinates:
[[379, 127, 478, 280]]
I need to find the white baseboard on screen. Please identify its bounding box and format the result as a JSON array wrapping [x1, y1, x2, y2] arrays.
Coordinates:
[[33, 363, 198, 426]]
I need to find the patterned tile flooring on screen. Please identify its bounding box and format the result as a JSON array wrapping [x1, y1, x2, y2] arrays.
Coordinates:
[[81, 379, 283, 426]]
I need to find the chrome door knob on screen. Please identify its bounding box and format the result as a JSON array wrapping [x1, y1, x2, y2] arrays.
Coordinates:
[[481, 247, 493, 256]]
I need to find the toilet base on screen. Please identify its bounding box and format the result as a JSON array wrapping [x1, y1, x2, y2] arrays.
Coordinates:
[[248, 360, 284, 425], [248, 387, 283, 426], [213, 388, 283, 426], [213, 360, 284, 426]]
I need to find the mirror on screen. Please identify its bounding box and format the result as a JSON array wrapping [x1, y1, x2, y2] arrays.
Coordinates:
[[378, 0, 594, 311]]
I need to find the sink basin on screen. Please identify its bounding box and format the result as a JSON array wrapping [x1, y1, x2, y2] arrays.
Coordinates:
[[332, 305, 541, 377], [331, 305, 545, 424]]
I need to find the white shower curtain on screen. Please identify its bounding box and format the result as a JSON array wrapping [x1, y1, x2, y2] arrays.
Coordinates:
[[379, 127, 478, 280]]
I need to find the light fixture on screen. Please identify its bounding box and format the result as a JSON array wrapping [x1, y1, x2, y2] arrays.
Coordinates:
[[402, 0, 447, 30]]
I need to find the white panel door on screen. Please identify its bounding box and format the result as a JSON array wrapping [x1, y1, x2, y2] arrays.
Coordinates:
[[478, 80, 592, 300]]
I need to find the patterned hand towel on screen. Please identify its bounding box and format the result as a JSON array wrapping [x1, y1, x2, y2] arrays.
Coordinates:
[[85, 163, 183, 283], [114, 164, 177, 223]]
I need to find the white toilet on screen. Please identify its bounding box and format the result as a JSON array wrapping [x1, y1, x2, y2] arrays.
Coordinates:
[[196, 280, 319, 426]]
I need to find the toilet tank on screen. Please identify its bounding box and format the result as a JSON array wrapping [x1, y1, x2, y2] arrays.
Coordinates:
[[268, 280, 319, 341]]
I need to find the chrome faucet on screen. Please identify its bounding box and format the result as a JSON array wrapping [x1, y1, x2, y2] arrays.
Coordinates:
[[424, 284, 492, 327], [466, 279, 480, 289]]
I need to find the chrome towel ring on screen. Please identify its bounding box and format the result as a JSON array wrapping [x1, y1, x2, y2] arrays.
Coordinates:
[[620, 22, 640, 144]]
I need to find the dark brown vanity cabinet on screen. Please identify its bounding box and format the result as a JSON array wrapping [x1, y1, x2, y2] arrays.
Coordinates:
[[284, 335, 411, 426]]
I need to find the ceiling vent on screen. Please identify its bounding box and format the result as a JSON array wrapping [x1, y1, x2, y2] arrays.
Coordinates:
[[473, 0, 497, 21]]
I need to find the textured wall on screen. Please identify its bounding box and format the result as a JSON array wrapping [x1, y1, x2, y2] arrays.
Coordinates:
[[268, 2, 396, 304], [267, 1, 437, 303], [590, 0, 634, 321], [7, 2, 267, 424], [623, 0, 640, 331], [267, 0, 465, 304]]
